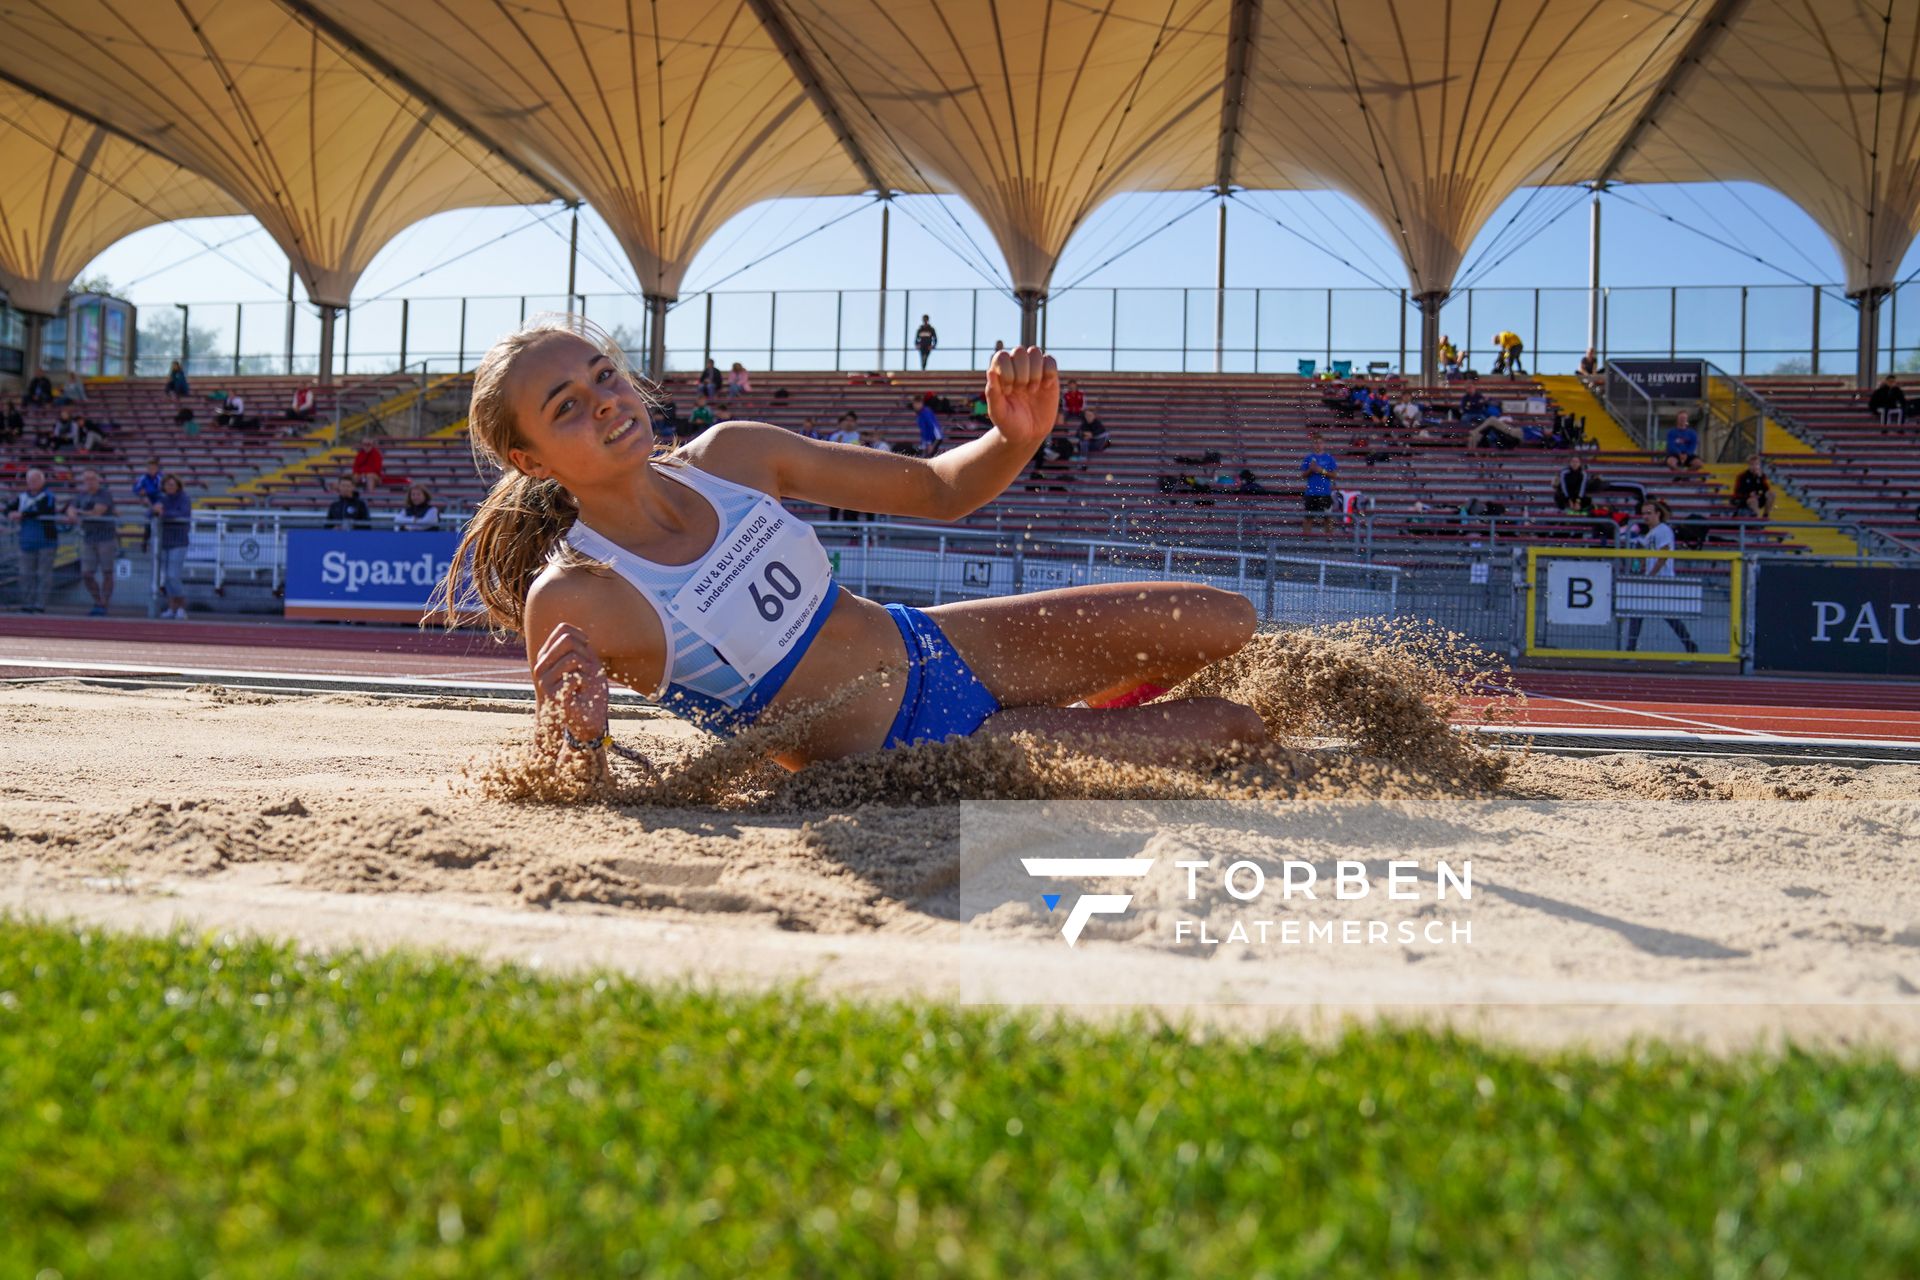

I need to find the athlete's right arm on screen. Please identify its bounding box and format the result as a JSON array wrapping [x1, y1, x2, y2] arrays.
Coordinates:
[[523, 571, 663, 770]]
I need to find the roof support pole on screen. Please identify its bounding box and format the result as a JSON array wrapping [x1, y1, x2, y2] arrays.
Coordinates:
[[1214, 197, 1228, 373], [1587, 185, 1603, 357], [1853, 288, 1887, 389], [1017, 290, 1044, 348], [566, 202, 580, 310], [645, 294, 671, 382], [317, 304, 337, 388], [284, 266, 296, 376], [875, 199, 890, 370], [1416, 292, 1446, 386]]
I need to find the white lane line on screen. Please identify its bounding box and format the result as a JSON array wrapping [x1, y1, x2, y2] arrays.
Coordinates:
[[1524, 693, 1775, 739]]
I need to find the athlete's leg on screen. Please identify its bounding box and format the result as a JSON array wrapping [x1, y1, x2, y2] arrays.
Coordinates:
[[923, 582, 1256, 708]]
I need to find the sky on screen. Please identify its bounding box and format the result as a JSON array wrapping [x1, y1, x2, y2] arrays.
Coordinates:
[[79, 182, 1920, 375]]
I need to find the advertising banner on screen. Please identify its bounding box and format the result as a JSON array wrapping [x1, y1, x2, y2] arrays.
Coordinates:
[[1753, 563, 1920, 676], [1610, 359, 1703, 400], [284, 529, 474, 623]]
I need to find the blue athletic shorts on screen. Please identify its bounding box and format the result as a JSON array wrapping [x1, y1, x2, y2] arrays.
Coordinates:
[[882, 603, 1002, 748]]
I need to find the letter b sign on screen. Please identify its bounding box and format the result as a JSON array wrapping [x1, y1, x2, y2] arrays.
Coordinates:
[[1546, 560, 1613, 626]]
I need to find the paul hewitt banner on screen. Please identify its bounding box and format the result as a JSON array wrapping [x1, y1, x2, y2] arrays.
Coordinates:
[[1609, 359, 1704, 400], [1753, 563, 1920, 676]]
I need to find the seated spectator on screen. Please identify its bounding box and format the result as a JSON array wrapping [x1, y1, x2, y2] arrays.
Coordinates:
[[0, 400, 22, 442], [57, 371, 86, 406], [351, 439, 385, 488], [652, 392, 679, 435], [1390, 393, 1423, 432], [1438, 335, 1461, 377], [164, 360, 191, 399], [288, 384, 317, 421], [827, 411, 860, 445], [698, 358, 723, 400], [24, 368, 53, 406], [1577, 347, 1600, 384], [76, 415, 112, 453], [325, 477, 372, 530], [1459, 388, 1491, 424], [1868, 374, 1906, 424], [1063, 379, 1086, 420], [969, 394, 991, 425], [1319, 380, 1353, 413], [1046, 412, 1076, 463], [215, 390, 249, 429], [175, 404, 201, 437], [1076, 405, 1110, 455], [1664, 411, 1701, 471], [727, 362, 752, 397], [916, 393, 945, 456], [684, 396, 716, 440], [393, 484, 440, 531], [1230, 468, 1269, 495], [207, 386, 230, 404], [1365, 387, 1391, 421], [1468, 414, 1548, 448], [797, 416, 823, 440], [1553, 455, 1599, 515], [1300, 429, 1338, 535], [1731, 457, 1777, 519]]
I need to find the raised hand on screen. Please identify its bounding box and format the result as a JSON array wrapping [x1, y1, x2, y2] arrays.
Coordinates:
[[984, 346, 1060, 451], [533, 621, 609, 745]]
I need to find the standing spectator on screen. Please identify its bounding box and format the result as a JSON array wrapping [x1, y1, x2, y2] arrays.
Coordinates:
[[914, 315, 938, 369], [393, 484, 440, 531], [727, 362, 753, 398], [1063, 379, 1086, 420], [57, 370, 86, 406], [1621, 499, 1698, 654], [351, 438, 386, 489], [326, 477, 372, 531], [9, 468, 60, 612], [1299, 429, 1339, 536], [65, 469, 119, 616], [915, 393, 945, 456], [1664, 411, 1701, 471], [1438, 335, 1461, 377], [823, 413, 862, 520], [164, 360, 191, 399], [150, 475, 193, 619], [24, 368, 53, 405], [1553, 455, 1598, 515], [1731, 457, 1777, 519], [1491, 330, 1526, 376], [288, 384, 317, 421], [1868, 375, 1906, 424]]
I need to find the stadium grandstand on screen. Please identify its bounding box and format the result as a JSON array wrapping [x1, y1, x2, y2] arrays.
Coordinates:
[[0, 0, 1916, 666]]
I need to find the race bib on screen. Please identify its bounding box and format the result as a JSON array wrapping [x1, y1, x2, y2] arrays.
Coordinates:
[[665, 501, 832, 684]]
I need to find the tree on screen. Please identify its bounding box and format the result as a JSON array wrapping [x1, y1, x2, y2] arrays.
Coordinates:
[[134, 308, 225, 374], [68, 273, 126, 301]]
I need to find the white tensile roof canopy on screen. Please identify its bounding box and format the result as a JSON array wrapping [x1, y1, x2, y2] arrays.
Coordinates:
[[0, 0, 1914, 382]]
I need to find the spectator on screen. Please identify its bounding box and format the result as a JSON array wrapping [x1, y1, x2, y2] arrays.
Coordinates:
[[1731, 457, 1777, 519], [1459, 387, 1492, 424], [1076, 403, 1110, 456], [1468, 414, 1548, 448], [215, 390, 248, 430], [1664, 411, 1701, 471], [57, 371, 86, 406], [914, 315, 938, 369], [9, 468, 60, 612], [37, 410, 77, 451], [24, 368, 53, 405], [151, 474, 193, 619], [916, 393, 945, 456], [727, 362, 752, 397], [1491, 330, 1526, 376], [1365, 386, 1391, 422], [394, 484, 440, 531], [351, 438, 386, 489], [289, 384, 317, 421], [968, 393, 991, 426], [1553, 455, 1598, 515], [133, 459, 166, 507], [822, 414, 863, 521], [1300, 429, 1339, 535], [698, 358, 722, 399], [1, 400, 22, 442], [164, 360, 191, 399], [684, 396, 716, 441], [797, 416, 822, 440], [1063, 379, 1086, 420], [175, 403, 200, 437], [1621, 499, 1698, 654], [1868, 374, 1906, 424], [1577, 348, 1600, 383], [1438, 335, 1461, 377], [1391, 393, 1422, 431], [992, 340, 1006, 357], [64, 469, 119, 615], [326, 476, 372, 531], [76, 414, 112, 453]]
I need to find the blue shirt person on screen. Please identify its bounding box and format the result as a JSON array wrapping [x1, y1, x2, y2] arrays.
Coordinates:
[[1299, 434, 1340, 533], [1664, 411, 1701, 471]]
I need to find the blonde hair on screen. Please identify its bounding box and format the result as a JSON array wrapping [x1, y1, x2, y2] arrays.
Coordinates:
[[431, 313, 672, 635]]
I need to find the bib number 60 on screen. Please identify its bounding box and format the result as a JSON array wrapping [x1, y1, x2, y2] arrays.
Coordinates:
[[749, 560, 804, 621]]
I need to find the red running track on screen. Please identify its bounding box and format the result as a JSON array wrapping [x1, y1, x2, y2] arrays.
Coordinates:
[[2, 616, 1917, 744]]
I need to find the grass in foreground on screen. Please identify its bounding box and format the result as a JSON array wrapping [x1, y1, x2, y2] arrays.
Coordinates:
[[1, 917, 1916, 1279]]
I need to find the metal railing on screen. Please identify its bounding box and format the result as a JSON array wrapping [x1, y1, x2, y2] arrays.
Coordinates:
[[111, 280, 1920, 381]]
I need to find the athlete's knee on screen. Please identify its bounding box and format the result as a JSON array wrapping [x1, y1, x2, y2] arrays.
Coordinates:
[[1185, 587, 1256, 654]]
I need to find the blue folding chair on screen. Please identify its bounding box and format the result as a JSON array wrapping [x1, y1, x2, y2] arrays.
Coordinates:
[[1296, 359, 1316, 377], [1331, 359, 1353, 378]]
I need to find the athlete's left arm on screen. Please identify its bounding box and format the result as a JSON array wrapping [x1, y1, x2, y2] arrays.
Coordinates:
[[703, 347, 1059, 520]]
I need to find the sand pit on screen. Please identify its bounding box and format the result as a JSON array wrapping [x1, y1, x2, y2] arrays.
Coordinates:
[[4, 625, 1918, 1057]]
